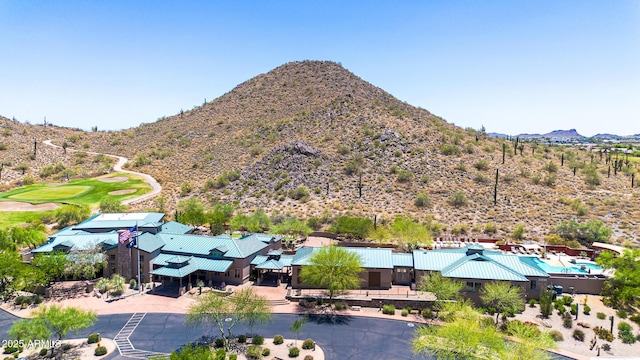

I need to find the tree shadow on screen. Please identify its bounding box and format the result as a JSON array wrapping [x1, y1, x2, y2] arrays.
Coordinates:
[[305, 313, 353, 326]]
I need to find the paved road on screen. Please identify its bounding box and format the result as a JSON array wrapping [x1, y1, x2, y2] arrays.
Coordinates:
[[74, 313, 424, 360], [0, 309, 18, 343], [42, 139, 162, 205]]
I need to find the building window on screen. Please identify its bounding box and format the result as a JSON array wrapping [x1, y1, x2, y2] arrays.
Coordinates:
[[109, 254, 116, 261], [139, 255, 144, 261], [234, 268, 241, 278], [110, 265, 116, 274], [466, 281, 481, 292], [530, 280, 537, 290]]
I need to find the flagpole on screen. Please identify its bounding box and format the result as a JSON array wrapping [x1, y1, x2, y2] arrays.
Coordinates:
[[136, 222, 141, 294]]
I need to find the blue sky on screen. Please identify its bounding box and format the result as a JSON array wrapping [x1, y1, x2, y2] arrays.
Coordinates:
[[1, 1, 639, 136]]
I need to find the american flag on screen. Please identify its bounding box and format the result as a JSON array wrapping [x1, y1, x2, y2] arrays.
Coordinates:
[[119, 225, 137, 244]]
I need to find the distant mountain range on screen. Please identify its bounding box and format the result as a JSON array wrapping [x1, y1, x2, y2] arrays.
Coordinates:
[[488, 129, 640, 140]]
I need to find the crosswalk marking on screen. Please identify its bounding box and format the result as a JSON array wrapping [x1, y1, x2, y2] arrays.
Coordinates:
[[113, 313, 169, 359]]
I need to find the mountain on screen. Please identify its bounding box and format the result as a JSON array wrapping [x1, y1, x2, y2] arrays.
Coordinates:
[[542, 129, 584, 138], [2, 61, 639, 245]]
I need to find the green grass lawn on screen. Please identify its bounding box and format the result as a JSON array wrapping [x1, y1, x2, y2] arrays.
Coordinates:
[[0, 173, 152, 228]]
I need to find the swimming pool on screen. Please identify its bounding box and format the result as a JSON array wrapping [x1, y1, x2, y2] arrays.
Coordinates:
[[574, 262, 602, 271], [520, 257, 597, 274]]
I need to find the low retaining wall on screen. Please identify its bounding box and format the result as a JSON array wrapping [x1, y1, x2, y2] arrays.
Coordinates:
[[547, 275, 606, 295], [287, 295, 436, 310]]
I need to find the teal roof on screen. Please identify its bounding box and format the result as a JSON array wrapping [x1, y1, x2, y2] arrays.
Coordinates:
[[412, 249, 466, 271], [252, 254, 294, 269], [151, 256, 232, 278], [392, 253, 414, 267], [292, 247, 393, 269], [256, 259, 286, 270], [161, 221, 193, 234], [159, 233, 271, 258], [32, 233, 118, 253], [251, 255, 269, 265], [440, 254, 529, 282], [150, 262, 198, 277], [136, 233, 165, 253], [73, 212, 165, 230]]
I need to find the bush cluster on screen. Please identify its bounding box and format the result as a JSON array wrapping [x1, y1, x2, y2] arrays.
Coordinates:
[[88, 333, 100, 344], [289, 346, 300, 357], [252, 335, 264, 345], [572, 329, 585, 342], [273, 335, 284, 345], [302, 338, 314, 350], [94, 346, 107, 356], [593, 326, 615, 342], [382, 304, 396, 315], [238, 335, 247, 343], [548, 330, 564, 342]]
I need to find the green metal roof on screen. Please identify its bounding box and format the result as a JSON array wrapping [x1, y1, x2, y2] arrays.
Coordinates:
[[251, 255, 269, 265], [412, 249, 466, 271], [392, 253, 414, 267], [159, 233, 270, 258], [291, 247, 393, 269], [256, 259, 285, 270], [32, 233, 118, 253], [150, 262, 198, 278], [160, 221, 193, 234], [440, 254, 529, 282], [151, 256, 232, 278], [73, 212, 165, 230], [136, 233, 166, 253]]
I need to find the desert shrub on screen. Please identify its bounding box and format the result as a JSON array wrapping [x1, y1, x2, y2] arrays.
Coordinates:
[[39, 348, 48, 356], [302, 338, 314, 350], [88, 333, 99, 344], [333, 301, 348, 311], [414, 192, 431, 208], [214, 338, 224, 348], [630, 314, 640, 326], [583, 305, 591, 315], [474, 173, 490, 184], [473, 159, 489, 171], [617, 310, 628, 318], [62, 343, 72, 351], [396, 169, 413, 183], [304, 356, 314, 360], [440, 144, 460, 156], [529, 299, 537, 307], [548, 330, 564, 342], [421, 308, 433, 319], [252, 335, 264, 345], [238, 334, 247, 343], [617, 322, 636, 344], [262, 348, 271, 356], [401, 308, 409, 317], [601, 343, 611, 351], [597, 312, 606, 320], [382, 304, 396, 315], [562, 295, 573, 306], [448, 190, 468, 207], [288, 186, 310, 201], [570, 304, 577, 315], [543, 161, 558, 173], [484, 222, 497, 234], [593, 326, 615, 341], [562, 313, 573, 329], [3, 346, 19, 354], [246, 345, 263, 359], [95, 346, 107, 356], [229, 355, 238, 360], [556, 304, 566, 315], [289, 346, 300, 357], [572, 329, 585, 341], [273, 334, 284, 345], [214, 349, 226, 360]]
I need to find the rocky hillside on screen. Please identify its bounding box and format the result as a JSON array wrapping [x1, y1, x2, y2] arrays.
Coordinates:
[[0, 116, 111, 190], [4, 61, 639, 245]]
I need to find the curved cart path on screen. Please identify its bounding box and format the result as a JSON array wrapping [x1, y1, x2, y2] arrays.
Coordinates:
[[43, 139, 161, 205]]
